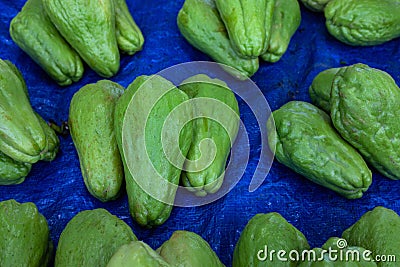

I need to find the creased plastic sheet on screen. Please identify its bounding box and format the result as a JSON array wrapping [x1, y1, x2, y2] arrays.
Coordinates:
[[0, 1, 399, 266]]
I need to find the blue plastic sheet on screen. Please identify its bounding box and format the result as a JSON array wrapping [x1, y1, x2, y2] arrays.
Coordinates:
[[0, 1, 399, 266]]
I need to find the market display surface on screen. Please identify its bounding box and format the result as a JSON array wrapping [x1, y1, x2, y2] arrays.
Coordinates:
[[0, 0, 400, 266]]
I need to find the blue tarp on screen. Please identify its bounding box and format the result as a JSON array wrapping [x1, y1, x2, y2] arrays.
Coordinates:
[[0, 0, 399, 266]]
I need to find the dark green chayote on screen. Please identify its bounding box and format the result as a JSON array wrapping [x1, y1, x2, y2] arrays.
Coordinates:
[[9, 0, 84, 86], [342, 207, 400, 267], [300, 0, 332, 12], [0, 151, 32, 185], [325, 0, 400, 46], [0, 199, 53, 267], [261, 0, 301, 63], [215, 0, 275, 58], [179, 74, 239, 196], [107, 241, 170, 267], [309, 67, 339, 113], [233, 212, 309, 267], [114, 75, 193, 227], [157, 230, 225, 267], [55, 209, 137, 267], [267, 101, 372, 199], [69, 80, 125, 202], [298, 237, 377, 266], [330, 64, 400, 180], [114, 0, 144, 55], [177, 0, 259, 79], [43, 0, 120, 77]]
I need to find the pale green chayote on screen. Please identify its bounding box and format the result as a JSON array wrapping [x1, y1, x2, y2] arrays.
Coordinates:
[[300, 0, 332, 12], [309, 67, 340, 113]]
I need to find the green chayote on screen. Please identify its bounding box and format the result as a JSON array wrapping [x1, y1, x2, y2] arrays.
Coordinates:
[[309, 67, 340, 113], [35, 113, 60, 162], [157, 230, 225, 267], [177, 0, 259, 79], [0, 151, 32, 185], [300, 0, 332, 12], [330, 63, 400, 180], [325, 0, 400, 46], [267, 101, 372, 199]]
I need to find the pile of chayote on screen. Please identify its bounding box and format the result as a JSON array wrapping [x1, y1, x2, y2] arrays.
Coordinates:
[[9, 0, 144, 85], [176, 0, 301, 79]]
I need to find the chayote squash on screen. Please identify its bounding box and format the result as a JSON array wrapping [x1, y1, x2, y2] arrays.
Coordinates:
[[267, 101, 372, 199], [215, 0, 275, 58], [107, 241, 170, 267], [179, 74, 239, 196], [69, 80, 125, 202], [157, 230, 225, 267], [114, 75, 193, 227], [177, 0, 259, 79], [330, 63, 400, 180], [0, 151, 32, 185], [261, 0, 301, 63], [342, 207, 400, 267], [324, 0, 400, 46], [300, 0, 332, 12], [113, 0, 144, 55], [55, 208, 137, 267], [0, 199, 53, 267], [9, 0, 84, 86], [0, 59, 47, 164], [42, 0, 120, 77], [298, 237, 377, 266], [233, 212, 310, 267], [35, 113, 60, 162], [309, 67, 340, 113]]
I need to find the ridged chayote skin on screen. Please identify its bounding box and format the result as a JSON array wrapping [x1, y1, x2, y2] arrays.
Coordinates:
[[179, 74, 239, 196], [0, 59, 47, 164], [107, 241, 170, 267], [309, 67, 340, 113], [267, 101, 372, 199], [261, 0, 301, 63], [114, 75, 193, 227], [157, 230, 225, 267], [215, 0, 275, 58], [55, 208, 137, 267], [342, 207, 400, 267], [325, 0, 400, 46], [177, 0, 259, 79], [69, 80, 125, 202], [0, 199, 53, 267], [35, 113, 60, 162], [233, 212, 310, 267], [0, 151, 32, 185], [330, 64, 400, 180], [298, 237, 377, 266], [9, 0, 84, 86], [113, 0, 144, 55], [42, 0, 120, 77], [300, 0, 332, 12]]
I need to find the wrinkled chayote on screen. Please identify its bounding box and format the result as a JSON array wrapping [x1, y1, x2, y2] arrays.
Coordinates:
[[69, 80, 125, 202], [35, 113, 60, 162], [43, 0, 120, 77], [298, 237, 377, 267], [0, 151, 32, 185], [215, 0, 275, 58], [114, 75, 193, 227], [55, 208, 137, 267], [9, 0, 84, 86], [300, 0, 332, 12], [267, 101, 372, 199], [157, 230, 225, 267], [177, 0, 259, 79], [325, 0, 400, 46], [342, 207, 400, 267], [107, 241, 170, 267], [309, 67, 340, 113], [261, 0, 301, 63], [179, 74, 239, 196], [0, 199, 53, 267], [330, 63, 400, 180], [233, 212, 309, 267], [113, 0, 144, 55]]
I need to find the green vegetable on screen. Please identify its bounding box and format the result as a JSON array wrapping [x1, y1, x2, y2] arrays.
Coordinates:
[[9, 0, 84, 86], [55, 208, 137, 267], [267, 101, 372, 199], [309, 67, 340, 113], [42, 0, 120, 77], [0, 151, 32, 185], [157, 230, 225, 267], [300, 0, 332, 12], [177, 0, 259, 79], [69, 80, 125, 202], [36, 113, 60, 162]]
